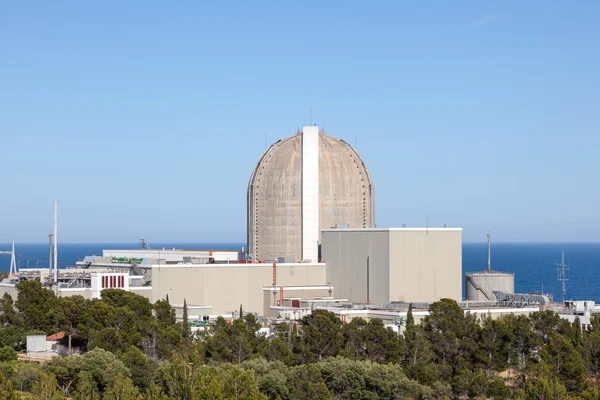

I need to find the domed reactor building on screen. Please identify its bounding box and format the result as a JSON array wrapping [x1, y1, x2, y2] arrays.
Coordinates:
[[248, 125, 375, 262]]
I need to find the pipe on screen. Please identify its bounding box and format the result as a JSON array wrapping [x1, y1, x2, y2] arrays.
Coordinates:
[[54, 201, 58, 286], [272, 262, 276, 286], [48, 234, 53, 276], [280, 286, 284, 306], [487, 234, 491, 271]]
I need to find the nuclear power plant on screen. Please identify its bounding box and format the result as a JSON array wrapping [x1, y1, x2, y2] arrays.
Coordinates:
[[2, 123, 570, 333], [247, 126, 375, 262]]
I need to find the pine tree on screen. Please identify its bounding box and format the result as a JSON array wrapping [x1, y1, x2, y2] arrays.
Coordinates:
[[165, 294, 170, 304], [573, 316, 582, 347], [406, 303, 415, 327], [239, 304, 243, 320], [182, 298, 191, 339]]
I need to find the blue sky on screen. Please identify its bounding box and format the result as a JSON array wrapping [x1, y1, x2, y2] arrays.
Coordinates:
[[1, 1, 599, 243]]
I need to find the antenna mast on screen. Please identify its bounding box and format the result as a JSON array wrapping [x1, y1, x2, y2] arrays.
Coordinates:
[[487, 233, 491, 271], [48, 234, 54, 275], [557, 250, 568, 303], [54, 201, 58, 291]]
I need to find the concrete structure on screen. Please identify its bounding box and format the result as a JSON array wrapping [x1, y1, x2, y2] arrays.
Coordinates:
[[26, 335, 47, 354], [151, 262, 327, 316], [91, 272, 130, 299], [465, 233, 515, 301], [100, 248, 245, 263], [248, 126, 375, 263], [466, 271, 515, 301], [321, 227, 463, 304]]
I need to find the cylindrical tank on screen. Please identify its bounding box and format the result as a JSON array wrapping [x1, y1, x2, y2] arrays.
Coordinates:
[[466, 270, 515, 301]]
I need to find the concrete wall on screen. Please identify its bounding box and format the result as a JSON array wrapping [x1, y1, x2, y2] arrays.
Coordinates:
[[151, 263, 327, 315], [322, 230, 390, 304], [322, 228, 462, 304], [389, 229, 462, 303]]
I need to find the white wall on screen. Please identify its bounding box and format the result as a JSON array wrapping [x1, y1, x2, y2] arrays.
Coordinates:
[[302, 125, 319, 262]]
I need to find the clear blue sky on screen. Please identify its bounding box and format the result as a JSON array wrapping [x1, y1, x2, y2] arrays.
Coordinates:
[[1, 1, 599, 244]]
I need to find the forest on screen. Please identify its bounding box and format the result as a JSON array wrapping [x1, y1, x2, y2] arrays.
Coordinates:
[[0, 280, 598, 399]]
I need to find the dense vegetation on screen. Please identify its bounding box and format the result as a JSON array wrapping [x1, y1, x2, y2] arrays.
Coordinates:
[[0, 281, 599, 399]]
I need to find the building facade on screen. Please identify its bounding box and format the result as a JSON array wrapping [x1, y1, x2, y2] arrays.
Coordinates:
[[321, 228, 463, 304]]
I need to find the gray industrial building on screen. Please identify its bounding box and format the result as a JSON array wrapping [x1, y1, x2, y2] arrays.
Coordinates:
[[247, 125, 375, 263], [321, 227, 463, 304]]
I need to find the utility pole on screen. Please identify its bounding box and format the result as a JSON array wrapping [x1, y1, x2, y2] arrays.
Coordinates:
[[487, 233, 491, 271], [48, 233, 54, 276], [54, 201, 58, 293]]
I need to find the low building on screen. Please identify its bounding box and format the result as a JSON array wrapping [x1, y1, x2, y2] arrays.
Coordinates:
[[151, 262, 326, 315]]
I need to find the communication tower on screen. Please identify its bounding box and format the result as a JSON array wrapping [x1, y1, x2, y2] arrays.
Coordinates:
[[556, 250, 568, 303]]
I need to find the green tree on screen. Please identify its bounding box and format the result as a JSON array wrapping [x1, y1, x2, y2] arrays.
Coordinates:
[[257, 368, 289, 400], [503, 314, 537, 371], [153, 299, 175, 327], [402, 323, 437, 385], [53, 295, 90, 353], [406, 303, 414, 327], [0, 371, 19, 400], [341, 318, 402, 363], [207, 317, 255, 363], [541, 333, 587, 393], [288, 363, 332, 400], [422, 299, 480, 379], [143, 383, 169, 400], [530, 310, 563, 343], [478, 313, 510, 373], [218, 363, 267, 400], [0, 293, 21, 327], [71, 371, 101, 400], [0, 345, 17, 361], [572, 316, 582, 347], [181, 299, 191, 339], [0, 326, 26, 350], [298, 310, 343, 362], [15, 280, 57, 332], [102, 373, 140, 400], [121, 346, 157, 390], [32, 372, 66, 400], [45, 348, 131, 393], [524, 363, 570, 399], [581, 326, 600, 378]]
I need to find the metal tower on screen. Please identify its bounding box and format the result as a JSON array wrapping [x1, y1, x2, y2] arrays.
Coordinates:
[[557, 250, 568, 303], [9, 241, 16, 276], [0, 241, 17, 277]]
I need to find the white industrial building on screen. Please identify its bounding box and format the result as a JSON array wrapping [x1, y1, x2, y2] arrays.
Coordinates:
[[321, 227, 463, 304]]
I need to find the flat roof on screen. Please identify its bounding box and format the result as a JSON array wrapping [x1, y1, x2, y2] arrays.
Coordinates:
[[103, 249, 242, 253], [321, 227, 462, 232], [152, 262, 325, 268]]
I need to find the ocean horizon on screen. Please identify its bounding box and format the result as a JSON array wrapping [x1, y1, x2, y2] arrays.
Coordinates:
[[1, 242, 599, 303]]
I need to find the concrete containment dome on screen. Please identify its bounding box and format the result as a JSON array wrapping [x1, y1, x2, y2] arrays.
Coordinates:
[[248, 126, 375, 262]]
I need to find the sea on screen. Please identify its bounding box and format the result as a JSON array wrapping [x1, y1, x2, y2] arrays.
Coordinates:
[[1, 242, 599, 303]]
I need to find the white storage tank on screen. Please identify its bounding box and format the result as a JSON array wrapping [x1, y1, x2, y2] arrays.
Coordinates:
[[466, 233, 515, 301], [466, 270, 515, 301]]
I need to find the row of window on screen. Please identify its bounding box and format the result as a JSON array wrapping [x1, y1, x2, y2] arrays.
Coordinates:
[[101, 275, 125, 289]]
